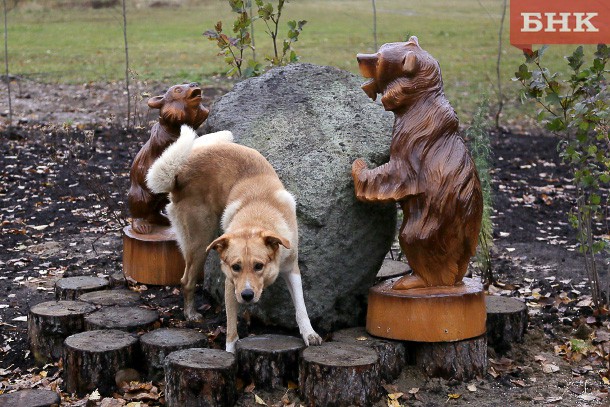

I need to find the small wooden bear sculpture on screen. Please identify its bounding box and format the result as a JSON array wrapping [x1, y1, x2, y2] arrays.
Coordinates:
[[352, 37, 483, 289], [128, 83, 209, 234]]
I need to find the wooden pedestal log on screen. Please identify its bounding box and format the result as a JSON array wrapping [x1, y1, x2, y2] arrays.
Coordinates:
[[28, 300, 97, 365], [140, 328, 207, 382], [414, 334, 487, 381], [84, 306, 159, 333], [78, 289, 141, 307], [367, 277, 486, 342], [55, 276, 109, 300], [0, 389, 61, 407], [123, 225, 185, 286], [486, 295, 528, 354], [164, 348, 237, 407], [236, 334, 305, 389], [332, 327, 406, 383], [299, 342, 381, 407], [63, 330, 138, 396]]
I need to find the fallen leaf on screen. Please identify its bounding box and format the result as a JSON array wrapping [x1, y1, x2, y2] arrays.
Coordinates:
[[408, 388, 419, 394], [467, 384, 477, 392], [287, 381, 298, 390], [542, 363, 560, 374], [447, 393, 461, 400], [254, 394, 267, 405], [89, 389, 101, 401], [355, 336, 368, 341], [388, 392, 403, 400]]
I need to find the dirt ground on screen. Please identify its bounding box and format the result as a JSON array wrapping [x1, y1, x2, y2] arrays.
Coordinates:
[[0, 81, 609, 406]]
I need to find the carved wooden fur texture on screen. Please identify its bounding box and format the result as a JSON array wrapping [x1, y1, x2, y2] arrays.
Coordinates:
[[128, 83, 209, 234], [352, 37, 483, 289]]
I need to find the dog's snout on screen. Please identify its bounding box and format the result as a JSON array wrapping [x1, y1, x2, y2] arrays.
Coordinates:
[[241, 289, 255, 302]]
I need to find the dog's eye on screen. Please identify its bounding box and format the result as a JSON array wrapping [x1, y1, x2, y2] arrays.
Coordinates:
[[231, 264, 241, 272], [254, 263, 264, 272]]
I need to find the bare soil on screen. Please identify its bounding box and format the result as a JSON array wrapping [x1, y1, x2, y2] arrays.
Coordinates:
[[0, 81, 608, 406]]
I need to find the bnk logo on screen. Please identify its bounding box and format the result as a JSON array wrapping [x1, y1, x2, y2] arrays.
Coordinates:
[[510, 0, 609, 51]]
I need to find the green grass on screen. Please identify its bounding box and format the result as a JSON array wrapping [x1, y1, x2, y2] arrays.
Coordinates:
[[2, 0, 601, 121]]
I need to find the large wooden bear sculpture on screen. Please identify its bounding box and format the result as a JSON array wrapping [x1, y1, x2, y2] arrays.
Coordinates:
[[128, 83, 209, 234], [352, 37, 483, 289]]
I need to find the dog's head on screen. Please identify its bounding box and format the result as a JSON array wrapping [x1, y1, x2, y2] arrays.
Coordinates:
[[357, 36, 442, 111], [206, 229, 291, 304], [147, 83, 209, 130]]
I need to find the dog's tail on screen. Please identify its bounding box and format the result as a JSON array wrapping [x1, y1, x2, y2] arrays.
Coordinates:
[[146, 125, 233, 194]]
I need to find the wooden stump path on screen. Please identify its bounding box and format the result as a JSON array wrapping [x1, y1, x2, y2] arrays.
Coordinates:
[[486, 295, 528, 354], [78, 289, 140, 307], [236, 334, 305, 389], [140, 328, 207, 381], [299, 342, 381, 407], [28, 300, 96, 365], [0, 389, 60, 407], [84, 306, 159, 333], [55, 276, 109, 300], [414, 334, 488, 381], [164, 348, 237, 407], [63, 329, 139, 396], [332, 326, 406, 383]]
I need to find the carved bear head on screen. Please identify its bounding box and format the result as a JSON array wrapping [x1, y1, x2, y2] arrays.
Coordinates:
[[147, 83, 209, 130], [357, 36, 443, 111]]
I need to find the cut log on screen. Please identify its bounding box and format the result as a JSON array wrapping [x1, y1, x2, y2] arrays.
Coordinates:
[[486, 295, 528, 354], [299, 342, 381, 407], [236, 334, 305, 389], [109, 271, 127, 288], [84, 306, 159, 333], [367, 277, 486, 342], [414, 334, 487, 381], [164, 348, 237, 407], [63, 329, 139, 396], [140, 328, 208, 382], [55, 276, 109, 300], [0, 389, 61, 407], [28, 300, 97, 365], [78, 289, 141, 306], [332, 326, 406, 383], [123, 225, 185, 286]]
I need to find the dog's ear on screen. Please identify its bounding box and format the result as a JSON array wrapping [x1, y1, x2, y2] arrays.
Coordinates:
[[206, 234, 231, 254], [147, 95, 165, 110], [261, 231, 291, 251]]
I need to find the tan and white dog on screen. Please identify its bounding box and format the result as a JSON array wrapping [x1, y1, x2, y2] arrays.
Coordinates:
[[146, 125, 322, 352]]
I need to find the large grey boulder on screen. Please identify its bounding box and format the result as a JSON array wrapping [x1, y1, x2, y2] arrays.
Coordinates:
[[202, 63, 396, 331]]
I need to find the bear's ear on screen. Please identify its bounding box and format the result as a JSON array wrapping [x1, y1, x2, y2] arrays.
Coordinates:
[[147, 95, 164, 110], [407, 36, 420, 47], [403, 51, 418, 75]]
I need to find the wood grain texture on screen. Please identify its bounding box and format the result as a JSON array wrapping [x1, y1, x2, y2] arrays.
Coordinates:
[[84, 306, 159, 333], [415, 334, 487, 381], [164, 348, 236, 407], [122, 225, 185, 286], [367, 277, 486, 342], [54, 276, 109, 300], [352, 37, 483, 290]]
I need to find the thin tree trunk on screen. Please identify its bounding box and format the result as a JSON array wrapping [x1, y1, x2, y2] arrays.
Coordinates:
[[494, 0, 507, 129], [121, 0, 131, 127], [250, 0, 255, 61], [3, 0, 12, 127], [371, 0, 377, 50]]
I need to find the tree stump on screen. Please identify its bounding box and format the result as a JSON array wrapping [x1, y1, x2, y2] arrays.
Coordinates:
[[0, 389, 60, 407], [78, 289, 141, 307], [123, 225, 185, 286], [55, 276, 109, 300], [367, 277, 486, 342], [140, 328, 207, 382], [109, 271, 127, 288], [414, 334, 487, 381], [28, 300, 96, 365], [84, 306, 159, 333], [164, 348, 237, 407], [486, 295, 528, 354], [63, 329, 139, 396], [236, 334, 305, 389], [332, 327, 406, 383], [299, 342, 381, 407]]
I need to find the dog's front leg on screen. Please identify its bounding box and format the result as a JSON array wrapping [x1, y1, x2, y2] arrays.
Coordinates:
[[224, 277, 239, 353], [281, 269, 322, 346]]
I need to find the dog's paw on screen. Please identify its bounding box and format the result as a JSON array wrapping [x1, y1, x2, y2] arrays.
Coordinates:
[[304, 332, 323, 346], [225, 340, 237, 353], [185, 311, 203, 323]]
